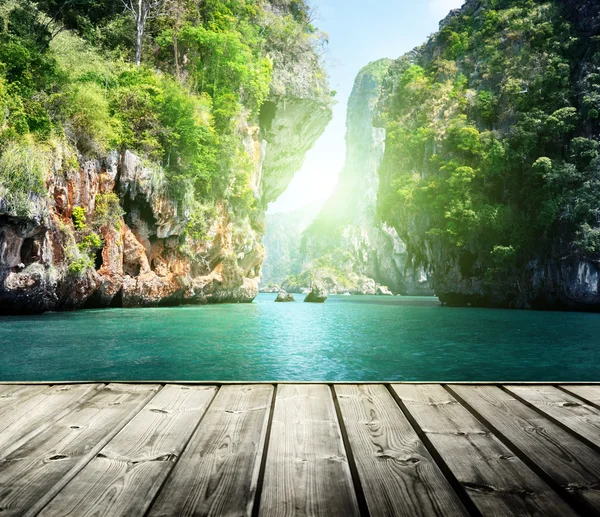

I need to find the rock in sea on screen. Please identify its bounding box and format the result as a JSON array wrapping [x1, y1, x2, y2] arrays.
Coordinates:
[[376, 285, 394, 296], [304, 283, 328, 303], [275, 291, 295, 302]]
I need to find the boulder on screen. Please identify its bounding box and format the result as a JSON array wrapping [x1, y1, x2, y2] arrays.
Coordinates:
[[304, 283, 328, 303], [376, 284, 393, 296], [275, 290, 295, 302]]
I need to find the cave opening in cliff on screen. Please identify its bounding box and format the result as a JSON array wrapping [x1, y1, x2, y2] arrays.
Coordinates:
[[109, 288, 123, 308], [94, 248, 103, 270], [20, 237, 37, 266]]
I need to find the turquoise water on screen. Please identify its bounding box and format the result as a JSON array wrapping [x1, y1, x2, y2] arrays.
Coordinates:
[[1, 294, 599, 382]]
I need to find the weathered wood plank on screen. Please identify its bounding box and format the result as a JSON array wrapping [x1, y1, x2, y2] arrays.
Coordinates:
[[506, 385, 600, 445], [334, 384, 468, 517], [37, 384, 216, 517], [392, 384, 577, 517], [0, 385, 34, 398], [452, 385, 600, 512], [0, 384, 102, 459], [562, 386, 600, 407], [0, 385, 49, 412], [259, 384, 360, 517], [148, 384, 272, 517], [0, 383, 159, 517]]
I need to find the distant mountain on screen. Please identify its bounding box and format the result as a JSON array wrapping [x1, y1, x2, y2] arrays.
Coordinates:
[[299, 59, 433, 295], [260, 201, 323, 286]]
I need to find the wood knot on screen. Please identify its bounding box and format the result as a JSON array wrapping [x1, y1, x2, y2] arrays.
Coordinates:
[[150, 408, 169, 414], [561, 402, 581, 408], [47, 454, 68, 461]]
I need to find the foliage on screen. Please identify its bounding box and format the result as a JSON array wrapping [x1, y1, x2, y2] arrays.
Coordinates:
[[71, 205, 87, 230], [0, 0, 325, 242], [93, 192, 124, 229], [0, 140, 48, 217], [378, 0, 600, 281]]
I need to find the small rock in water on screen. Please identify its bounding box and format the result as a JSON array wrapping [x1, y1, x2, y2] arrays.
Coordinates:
[[304, 282, 328, 303], [275, 290, 295, 302], [376, 285, 393, 296]]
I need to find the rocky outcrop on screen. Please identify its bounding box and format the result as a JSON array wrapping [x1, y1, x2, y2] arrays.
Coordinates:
[[375, 0, 600, 311], [0, 96, 331, 313], [275, 290, 295, 302], [304, 282, 327, 303], [300, 60, 432, 295]]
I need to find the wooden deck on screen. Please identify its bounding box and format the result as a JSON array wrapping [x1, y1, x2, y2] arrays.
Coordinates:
[[1, 384, 600, 516]]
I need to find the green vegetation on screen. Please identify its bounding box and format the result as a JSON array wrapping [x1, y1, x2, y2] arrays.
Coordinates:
[[93, 193, 124, 230], [0, 0, 325, 234], [378, 0, 600, 283], [68, 205, 103, 274], [0, 140, 48, 217]]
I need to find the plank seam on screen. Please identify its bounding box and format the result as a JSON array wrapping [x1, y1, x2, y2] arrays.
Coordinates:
[[251, 384, 277, 517], [555, 385, 600, 412], [25, 384, 165, 517], [444, 385, 599, 517], [141, 385, 221, 517], [330, 384, 371, 517], [386, 384, 482, 517], [0, 384, 103, 461], [500, 385, 600, 456]]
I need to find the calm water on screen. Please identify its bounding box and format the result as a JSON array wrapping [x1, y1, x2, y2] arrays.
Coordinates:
[[1, 294, 599, 382]]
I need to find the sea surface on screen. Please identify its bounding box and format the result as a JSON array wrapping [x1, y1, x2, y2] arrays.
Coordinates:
[[1, 294, 599, 382]]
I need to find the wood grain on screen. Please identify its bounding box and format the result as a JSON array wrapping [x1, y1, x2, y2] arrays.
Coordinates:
[[392, 384, 577, 517], [334, 384, 468, 517], [0, 385, 46, 403], [38, 384, 216, 517], [259, 384, 360, 517], [452, 384, 600, 512], [148, 384, 273, 517], [0, 385, 49, 413], [562, 386, 600, 407], [0, 383, 159, 517], [506, 385, 600, 445], [0, 384, 101, 459]]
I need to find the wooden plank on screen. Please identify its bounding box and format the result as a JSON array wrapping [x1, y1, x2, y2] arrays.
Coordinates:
[[0, 384, 102, 459], [452, 385, 600, 512], [0, 383, 159, 517], [334, 384, 468, 517], [562, 386, 600, 407], [148, 384, 273, 517], [506, 385, 600, 445], [38, 384, 216, 517], [0, 384, 30, 397], [392, 384, 577, 517], [259, 384, 360, 517], [0, 385, 49, 412]]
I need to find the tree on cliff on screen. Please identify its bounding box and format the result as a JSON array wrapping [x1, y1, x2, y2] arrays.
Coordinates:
[[121, 0, 165, 65]]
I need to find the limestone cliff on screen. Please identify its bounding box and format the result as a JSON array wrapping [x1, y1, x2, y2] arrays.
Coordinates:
[[299, 60, 432, 295], [377, 0, 600, 310], [0, 23, 332, 312]]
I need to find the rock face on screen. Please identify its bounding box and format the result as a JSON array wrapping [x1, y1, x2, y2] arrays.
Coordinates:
[[304, 282, 328, 303], [275, 290, 295, 302], [0, 104, 331, 313], [261, 201, 322, 286], [376, 0, 600, 311], [300, 60, 433, 296]]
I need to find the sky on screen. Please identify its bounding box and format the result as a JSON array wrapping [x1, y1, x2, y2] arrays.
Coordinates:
[[267, 0, 465, 214]]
